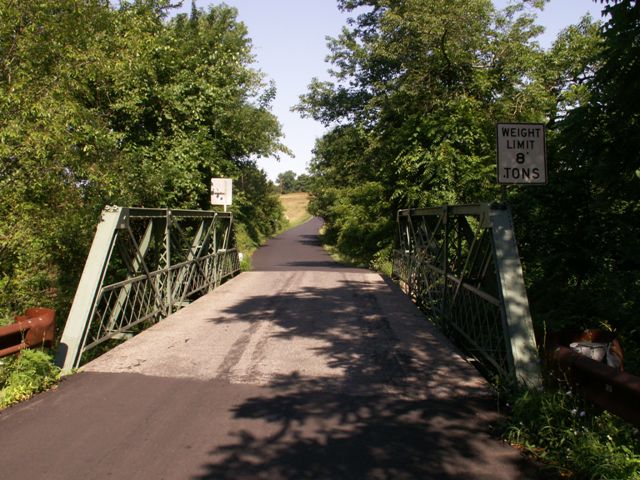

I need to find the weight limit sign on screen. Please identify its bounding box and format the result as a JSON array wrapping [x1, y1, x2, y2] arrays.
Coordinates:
[[496, 123, 547, 185]]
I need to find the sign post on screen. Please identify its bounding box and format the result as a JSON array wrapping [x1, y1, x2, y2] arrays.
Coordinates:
[[210, 178, 233, 212], [496, 123, 547, 186]]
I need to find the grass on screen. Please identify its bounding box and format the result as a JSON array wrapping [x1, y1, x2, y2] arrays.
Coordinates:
[[279, 192, 312, 229], [503, 385, 640, 479]]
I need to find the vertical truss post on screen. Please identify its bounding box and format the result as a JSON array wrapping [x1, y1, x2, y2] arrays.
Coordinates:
[[152, 216, 168, 315], [442, 206, 449, 321], [165, 209, 173, 314], [490, 207, 541, 387], [55, 207, 125, 372], [216, 215, 232, 287], [172, 217, 213, 306], [210, 213, 218, 290]]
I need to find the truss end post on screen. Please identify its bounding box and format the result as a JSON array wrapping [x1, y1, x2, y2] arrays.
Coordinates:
[[490, 205, 542, 388], [56, 207, 125, 373]]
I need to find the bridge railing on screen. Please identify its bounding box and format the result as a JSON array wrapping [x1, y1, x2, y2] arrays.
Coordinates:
[[56, 206, 240, 372], [392, 204, 541, 386]]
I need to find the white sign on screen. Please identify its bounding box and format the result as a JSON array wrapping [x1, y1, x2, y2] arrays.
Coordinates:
[[496, 123, 547, 184], [210, 178, 233, 206]]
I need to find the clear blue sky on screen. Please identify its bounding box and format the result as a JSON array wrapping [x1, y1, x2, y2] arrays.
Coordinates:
[[177, 1, 606, 182]]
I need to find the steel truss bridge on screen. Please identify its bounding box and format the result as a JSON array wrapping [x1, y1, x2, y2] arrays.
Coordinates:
[[56, 203, 540, 386], [392, 204, 540, 386], [56, 206, 240, 372]]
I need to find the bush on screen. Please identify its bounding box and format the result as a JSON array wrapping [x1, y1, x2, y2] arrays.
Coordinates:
[[505, 387, 640, 479], [312, 182, 394, 266], [0, 309, 13, 327], [0, 350, 60, 408]]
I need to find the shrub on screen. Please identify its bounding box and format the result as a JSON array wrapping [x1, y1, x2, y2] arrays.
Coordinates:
[[505, 387, 640, 479], [0, 349, 60, 408], [0, 309, 13, 327]]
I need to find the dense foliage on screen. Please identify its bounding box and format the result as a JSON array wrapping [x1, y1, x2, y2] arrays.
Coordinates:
[[0, 349, 60, 407], [298, 0, 638, 366], [0, 0, 286, 320], [299, 1, 639, 475], [505, 387, 640, 479], [297, 0, 554, 258], [511, 0, 640, 372]]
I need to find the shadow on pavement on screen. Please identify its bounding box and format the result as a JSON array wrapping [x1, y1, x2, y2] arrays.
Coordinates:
[[196, 380, 520, 480], [195, 277, 542, 480]]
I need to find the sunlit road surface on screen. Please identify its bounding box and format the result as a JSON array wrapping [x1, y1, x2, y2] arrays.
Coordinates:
[[0, 217, 541, 479]]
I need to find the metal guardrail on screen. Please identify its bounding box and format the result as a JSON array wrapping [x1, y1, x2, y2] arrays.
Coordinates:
[[0, 308, 56, 358], [546, 330, 640, 426], [56, 207, 240, 372], [392, 204, 541, 386], [549, 344, 640, 427]]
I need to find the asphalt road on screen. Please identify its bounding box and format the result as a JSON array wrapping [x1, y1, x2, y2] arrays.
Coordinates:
[[251, 217, 365, 272], [0, 218, 541, 479]]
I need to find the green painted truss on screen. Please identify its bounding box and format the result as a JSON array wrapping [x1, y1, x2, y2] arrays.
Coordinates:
[[56, 206, 240, 372], [392, 204, 541, 386]]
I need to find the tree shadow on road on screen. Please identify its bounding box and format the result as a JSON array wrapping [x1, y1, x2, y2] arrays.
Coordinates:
[[195, 277, 542, 479]]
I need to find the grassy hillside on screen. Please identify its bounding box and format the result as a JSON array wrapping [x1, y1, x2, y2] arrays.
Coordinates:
[[279, 193, 311, 228]]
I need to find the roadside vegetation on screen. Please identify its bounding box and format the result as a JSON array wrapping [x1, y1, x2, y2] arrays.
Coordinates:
[[0, 0, 288, 323], [279, 192, 312, 229], [0, 1, 288, 407], [0, 349, 60, 409], [504, 387, 640, 479], [297, 0, 639, 477]]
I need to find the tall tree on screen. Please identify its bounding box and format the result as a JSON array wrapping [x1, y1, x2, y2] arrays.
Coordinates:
[[0, 0, 286, 317], [276, 170, 297, 194], [297, 0, 552, 261], [511, 0, 639, 370]]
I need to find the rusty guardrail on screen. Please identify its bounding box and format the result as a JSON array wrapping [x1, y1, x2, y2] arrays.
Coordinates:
[[0, 308, 56, 358], [547, 330, 640, 427]]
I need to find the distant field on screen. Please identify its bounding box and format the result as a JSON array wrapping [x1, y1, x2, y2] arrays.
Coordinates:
[[280, 192, 311, 227]]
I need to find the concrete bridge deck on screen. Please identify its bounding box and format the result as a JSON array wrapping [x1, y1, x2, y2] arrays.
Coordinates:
[[0, 218, 540, 479]]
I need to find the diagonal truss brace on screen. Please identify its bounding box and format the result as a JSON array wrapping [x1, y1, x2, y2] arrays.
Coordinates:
[[55, 206, 125, 372], [490, 207, 540, 386]]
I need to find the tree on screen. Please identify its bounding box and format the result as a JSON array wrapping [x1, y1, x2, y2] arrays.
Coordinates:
[[510, 0, 640, 370], [294, 173, 313, 192], [276, 170, 298, 194], [0, 0, 286, 317], [297, 0, 552, 262]]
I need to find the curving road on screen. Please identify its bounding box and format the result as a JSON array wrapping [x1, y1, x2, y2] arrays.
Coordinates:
[[0, 218, 542, 479], [251, 217, 365, 272]]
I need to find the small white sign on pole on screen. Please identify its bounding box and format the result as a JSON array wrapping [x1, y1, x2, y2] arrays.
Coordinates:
[[210, 178, 232, 210], [496, 123, 547, 185]]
